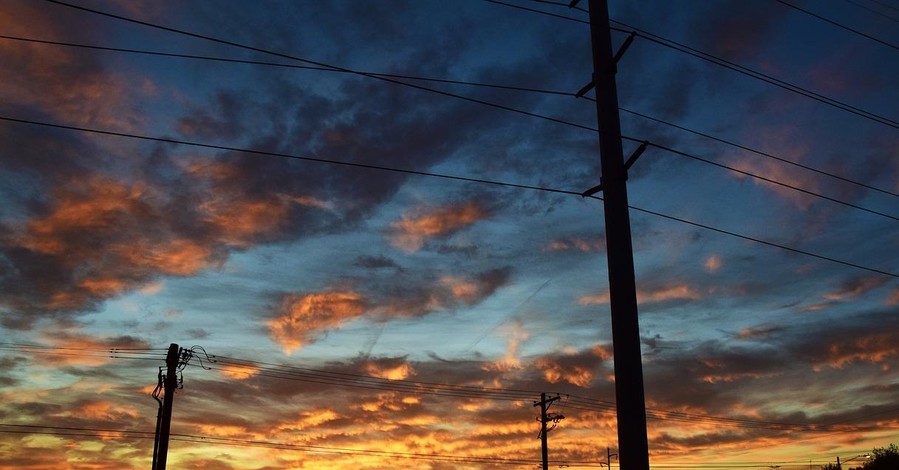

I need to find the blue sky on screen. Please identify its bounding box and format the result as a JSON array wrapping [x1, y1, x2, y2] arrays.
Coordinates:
[[1, 1, 898, 469]]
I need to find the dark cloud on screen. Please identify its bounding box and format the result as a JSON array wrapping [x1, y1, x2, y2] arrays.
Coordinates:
[[352, 255, 402, 270]]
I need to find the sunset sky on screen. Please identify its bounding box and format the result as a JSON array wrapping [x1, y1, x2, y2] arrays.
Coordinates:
[[1, 0, 898, 469]]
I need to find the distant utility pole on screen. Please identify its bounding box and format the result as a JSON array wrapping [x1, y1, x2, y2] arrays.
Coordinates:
[[585, 0, 650, 469], [152, 343, 181, 470], [534, 393, 565, 470]]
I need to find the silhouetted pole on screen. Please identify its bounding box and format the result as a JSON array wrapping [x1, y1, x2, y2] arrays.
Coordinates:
[[534, 393, 563, 470], [540, 392, 550, 470], [587, 0, 650, 469], [154, 343, 180, 470]]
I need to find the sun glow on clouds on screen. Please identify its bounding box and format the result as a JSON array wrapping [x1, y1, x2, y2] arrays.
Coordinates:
[[365, 360, 414, 380], [545, 237, 605, 252], [483, 320, 528, 372], [388, 201, 488, 252], [727, 127, 819, 209], [267, 291, 367, 354], [814, 333, 899, 371], [218, 362, 260, 380], [579, 284, 701, 305], [704, 255, 722, 273]]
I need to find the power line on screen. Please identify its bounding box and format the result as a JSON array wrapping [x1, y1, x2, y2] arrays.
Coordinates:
[[866, 0, 899, 13], [618, 107, 899, 200], [483, 0, 589, 24], [2, 115, 896, 279], [842, 0, 899, 22], [0, 34, 578, 99], [488, 0, 899, 130], [0, 423, 541, 467], [41, 0, 600, 134], [5, 423, 841, 468], [774, 0, 899, 51], [206, 355, 845, 433], [6, 34, 895, 204], [608, 19, 899, 131], [27, 6, 899, 217], [645, 141, 899, 223], [0, 345, 878, 435]]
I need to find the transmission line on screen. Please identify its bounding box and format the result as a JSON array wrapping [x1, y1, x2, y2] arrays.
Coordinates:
[[204, 355, 847, 433], [0, 423, 541, 467], [774, 0, 899, 51], [842, 0, 899, 22], [26, 5, 899, 215], [490, 0, 899, 130], [2, 115, 896, 279], [41, 0, 601, 134], [645, 141, 899, 223], [609, 19, 899, 130], [483, 0, 589, 24], [6, 34, 896, 204], [618, 107, 899, 200]]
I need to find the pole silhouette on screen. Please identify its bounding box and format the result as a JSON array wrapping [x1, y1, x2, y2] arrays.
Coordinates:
[[534, 393, 563, 470], [587, 0, 650, 468], [153, 343, 180, 470]]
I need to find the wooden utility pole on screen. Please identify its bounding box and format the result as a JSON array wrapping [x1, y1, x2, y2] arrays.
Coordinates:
[[587, 0, 650, 469], [534, 393, 563, 470], [153, 343, 180, 470]]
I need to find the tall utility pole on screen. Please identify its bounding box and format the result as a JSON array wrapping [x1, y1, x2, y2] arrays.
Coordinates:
[[534, 393, 564, 470], [153, 343, 181, 470], [587, 0, 650, 469]]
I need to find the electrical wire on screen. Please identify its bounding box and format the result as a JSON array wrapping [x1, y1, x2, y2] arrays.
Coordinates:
[[6, 423, 838, 468], [0, 423, 540, 466], [205, 355, 850, 433], [0, 343, 166, 362], [0, 34, 579, 99], [2, 114, 896, 279], [41, 0, 600, 135], [483, 0, 590, 24], [5, 34, 895, 203], [842, 0, 899, 22], [608, 18, 899, 131], [774, 0, 899, 51], [618, 107, 899, 200], [21, 7, 899, 216], [3, 344, 838, 433], [645, 141, 899, 223], [494, 0, 899, 131]]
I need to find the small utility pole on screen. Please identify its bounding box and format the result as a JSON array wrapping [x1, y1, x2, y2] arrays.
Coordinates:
[[586, 0, 650, 469], [153, 343, 180, 470], [534, 393, 564, 470]]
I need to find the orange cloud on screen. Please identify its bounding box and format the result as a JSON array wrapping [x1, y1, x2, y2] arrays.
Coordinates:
[[0, 5, 148, 133], [704, 255, 722, 273], [822, 276, 888, 301], [814, 333, 899, 370], [201, 197, 291, 248], [365, 361, 415, 381], [725, 127, 818, 209], [267, 292, 368, 354], [579, 284, 701, 305], [545, 237, 605, 252], [482, 321, 528, 372], [218, 363, 260, 380], [76, 400, 139, 420], [8, 177, 229, 312], [187, 161, 330, 247], [888, 288, 899, 305], [537, 361, 594, 387], [32, 331, 149, 367], [389, 201, 488, 252], [15, 178, 151, 256]]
